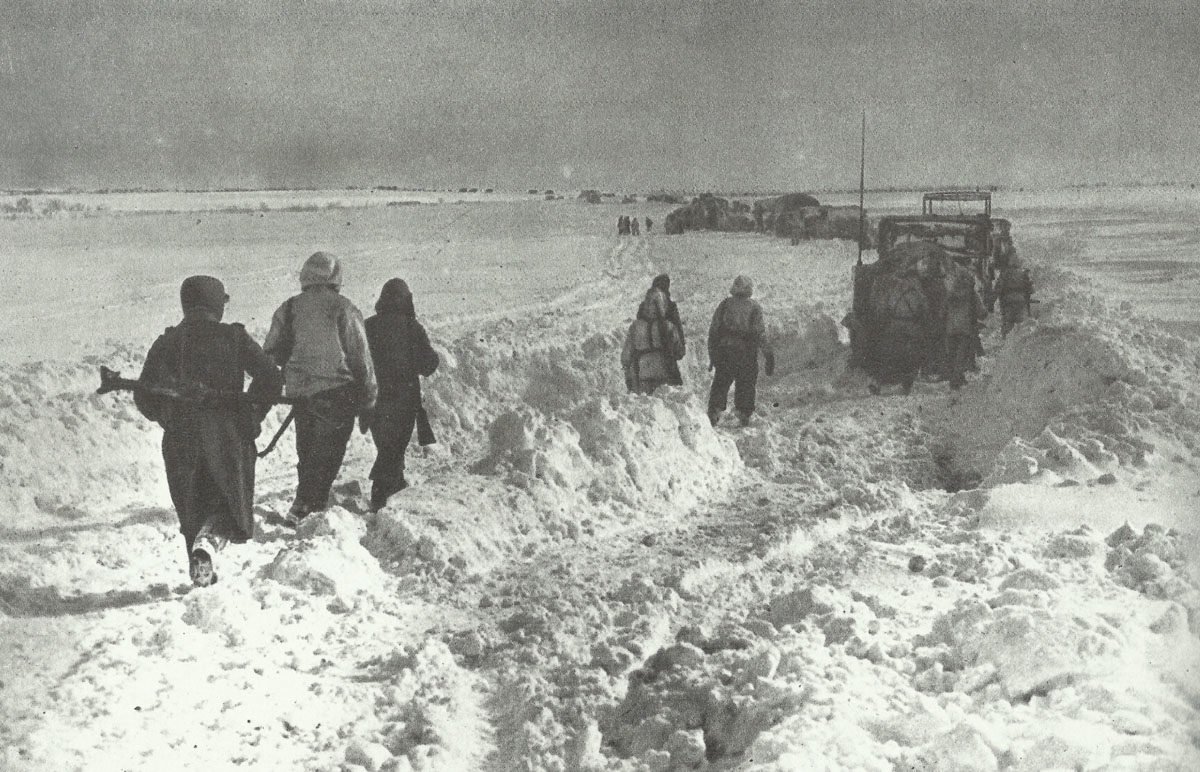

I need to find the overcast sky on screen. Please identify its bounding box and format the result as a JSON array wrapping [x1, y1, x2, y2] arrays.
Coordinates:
[[3, 0, 1198, 191]]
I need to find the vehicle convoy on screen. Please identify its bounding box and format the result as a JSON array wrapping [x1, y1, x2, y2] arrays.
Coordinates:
[[844, 191, 1018, 388]]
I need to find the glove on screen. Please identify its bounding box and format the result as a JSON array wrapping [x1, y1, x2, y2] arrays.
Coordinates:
[[358, 408, 374, 435], [764, 352, 776, 377]]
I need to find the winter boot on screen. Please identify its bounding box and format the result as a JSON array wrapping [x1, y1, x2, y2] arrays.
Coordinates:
[[736, 410, 751, 427], [188, 548, 217, 587], [284, 500, 311, 528], [370, 475, 408, 513], [369, 482, 388, 513], [707, 409, 721, 427]]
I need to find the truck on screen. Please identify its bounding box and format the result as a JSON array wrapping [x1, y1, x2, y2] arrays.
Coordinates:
[[873, 191, 1014, 306], [845, 191, 1015, 385]]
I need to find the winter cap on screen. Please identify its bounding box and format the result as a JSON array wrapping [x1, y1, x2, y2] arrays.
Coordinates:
[[179, 275, 228, 314], [375, 277, 415, 316], [299, 251, 343, 289], [651, 273, 671, 294], [730, 275, 754, 298]]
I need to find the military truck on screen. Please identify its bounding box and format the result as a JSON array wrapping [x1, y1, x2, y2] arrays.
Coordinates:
[[845, 191, 1013, 386], [875, 191, 1013, 306]]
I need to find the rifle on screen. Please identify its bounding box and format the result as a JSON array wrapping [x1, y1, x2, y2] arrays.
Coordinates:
[[416, 405, 436, 446], [98, 366, 308, 457], [97, 366, 306, 406]]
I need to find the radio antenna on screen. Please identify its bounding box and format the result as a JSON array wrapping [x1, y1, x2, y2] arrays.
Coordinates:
[[857, 110, 866, 266]]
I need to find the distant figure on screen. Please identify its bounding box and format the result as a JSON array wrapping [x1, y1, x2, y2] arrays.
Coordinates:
[[651, 274, 685, 386], [617, 215, 626, 236], [264, 252, 377, 525], [707, 275, 774, 426], [363, 279, 439, 512], [134, 276, 282, 587], [645, 217, 653, 233], [622, 288, 684, 394], [943, 267, 986, 390], [630, 217, 640, 236], [996, 259, 1034, 337]]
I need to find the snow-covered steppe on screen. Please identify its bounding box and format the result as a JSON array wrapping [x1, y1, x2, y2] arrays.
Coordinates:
[[1, 187, 1198, 771]]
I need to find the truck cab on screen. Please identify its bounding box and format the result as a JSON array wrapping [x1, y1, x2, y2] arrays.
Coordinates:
[[874, 191, 1013, 305]]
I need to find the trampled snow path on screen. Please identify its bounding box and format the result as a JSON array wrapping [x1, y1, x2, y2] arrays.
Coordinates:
[[3, 209, 1200, 771]]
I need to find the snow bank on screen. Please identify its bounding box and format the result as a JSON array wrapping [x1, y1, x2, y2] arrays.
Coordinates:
[[260, 508, 389, 612], [0, 348, 169, 526], [591, 548, 1200, 772], [352, 640, 492, 771], [366, 389, 740, 577], [929, 265, 1200, 496]]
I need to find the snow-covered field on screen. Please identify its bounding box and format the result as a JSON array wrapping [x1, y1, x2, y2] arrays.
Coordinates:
[[1, 189, 1198, 771]]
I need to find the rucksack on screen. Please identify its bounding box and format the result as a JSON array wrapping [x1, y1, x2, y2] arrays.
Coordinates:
[[272, 297, 298, 366]]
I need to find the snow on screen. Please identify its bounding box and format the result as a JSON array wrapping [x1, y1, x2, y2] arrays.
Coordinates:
[[2, 188, 1200, 770]]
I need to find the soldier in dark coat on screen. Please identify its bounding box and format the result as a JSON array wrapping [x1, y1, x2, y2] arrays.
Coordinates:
[[996, 259, 1034, 337], [707, 275, 774, 426], [135, 276, 282, 587], [363, 279, 439, 512], [943, 266, 986, 390]]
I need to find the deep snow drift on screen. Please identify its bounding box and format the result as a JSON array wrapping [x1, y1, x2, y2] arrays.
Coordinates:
[[2, 190, 1199, 771]]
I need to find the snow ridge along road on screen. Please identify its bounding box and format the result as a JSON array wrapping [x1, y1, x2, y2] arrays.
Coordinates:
[[2, 199, 1200, 770]]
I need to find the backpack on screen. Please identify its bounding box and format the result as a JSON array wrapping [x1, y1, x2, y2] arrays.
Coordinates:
[[271, 297, 298, 366], [714, 298, 757, 351]]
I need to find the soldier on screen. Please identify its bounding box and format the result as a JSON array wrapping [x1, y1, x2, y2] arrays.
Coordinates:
[[622, 287, 684, 395], [264, 252, 377, 525], [917, 256, 949, 380], [943, 266, 986, 390], [650, 274, 685, 386], [707, 276, 774, 426], [865, 265, 928, 395], [996, 258, 1034, 337], [363, 279, 439, 512], [134, 276, 282, 587]]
